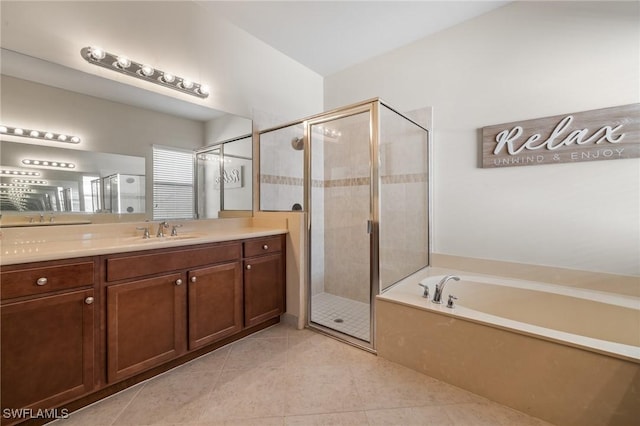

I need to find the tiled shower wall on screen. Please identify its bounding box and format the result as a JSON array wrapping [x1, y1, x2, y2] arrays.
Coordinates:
[[259, 124, 305, 212]]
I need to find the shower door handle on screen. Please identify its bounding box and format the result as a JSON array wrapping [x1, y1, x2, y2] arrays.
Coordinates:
[[367, 220, 373, 234]]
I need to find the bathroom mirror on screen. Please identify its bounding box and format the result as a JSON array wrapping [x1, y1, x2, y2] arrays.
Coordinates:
[[0, 49, 253, 226]]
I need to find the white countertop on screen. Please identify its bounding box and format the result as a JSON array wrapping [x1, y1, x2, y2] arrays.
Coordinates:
[[0, 218, 288, 266]]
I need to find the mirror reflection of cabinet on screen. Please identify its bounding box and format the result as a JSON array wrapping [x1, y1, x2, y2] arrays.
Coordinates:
[[196, 135, 253, 219]]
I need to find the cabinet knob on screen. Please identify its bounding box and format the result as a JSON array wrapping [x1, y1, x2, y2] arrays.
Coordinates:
[[262, 244, 269, 250], [246, 265, 252, 270], [175, 279, 183, 286], [36, 277, 48, 286], [191, 276, 197, 283], [85, 297, 94, 305]]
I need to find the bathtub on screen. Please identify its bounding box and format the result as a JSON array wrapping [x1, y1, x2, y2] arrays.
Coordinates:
[[376, 267, 640, 426]]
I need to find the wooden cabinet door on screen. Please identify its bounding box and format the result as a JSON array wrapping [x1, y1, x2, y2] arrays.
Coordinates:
[[106, 273, 186, 383], [187, 262, 242, 350], [1, 289, 95, 413], [243, 253, 284, 328]]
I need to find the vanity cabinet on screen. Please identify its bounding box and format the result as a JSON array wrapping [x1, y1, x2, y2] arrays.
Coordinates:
[[106, 273, 186, 383], [0, 259, 96, 422], [243, 235, 285, 327], [0, 232, 286, 423], [188, 262, 243, 350], [104, 242, 242, 382]]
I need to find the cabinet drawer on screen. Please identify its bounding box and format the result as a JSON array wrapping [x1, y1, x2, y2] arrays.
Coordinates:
[[1, 261, 94, 300], [106, 243, 241, 282], [244, 235, 283, 258]]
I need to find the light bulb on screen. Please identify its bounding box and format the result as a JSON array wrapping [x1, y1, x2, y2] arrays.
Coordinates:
[[198, 84, 210, 96], [42, 161, 50, 166], [22, 160, 32, 165], [32, 160, 41, 165], [68, 164, 75, 169], [14, 128, 24, 135], [58, 135, 68, 142], [30, 130, 40, 138], [180, 78, 194, 89], [44, 132, 54, 139], [70, 136, 81, 143], [89, 46, 106, 60], [140, 65, 154, 77], [0, 126, 7, 133], [59, 163, 67, 167], [161, 72, 175, 83], [116, 56, 131, 69], [51, 162, 58, 166]]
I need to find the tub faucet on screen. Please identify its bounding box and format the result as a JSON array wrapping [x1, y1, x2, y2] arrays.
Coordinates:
[[432, 275, 460, 304]]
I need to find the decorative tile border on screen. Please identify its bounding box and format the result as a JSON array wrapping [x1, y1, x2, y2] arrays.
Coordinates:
[[381, 173, 428, 184], [260, 172, 427, 187], [260, 174, 304, 186]]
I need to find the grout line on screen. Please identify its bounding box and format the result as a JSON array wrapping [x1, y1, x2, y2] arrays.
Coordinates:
[[108, 381, 147, 426]]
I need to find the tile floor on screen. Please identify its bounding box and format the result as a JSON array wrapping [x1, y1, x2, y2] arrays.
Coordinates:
[[54, 322, 553, 426], [311, 293, 370, 341]]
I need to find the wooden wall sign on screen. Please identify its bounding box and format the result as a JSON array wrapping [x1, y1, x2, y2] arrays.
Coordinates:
[[481, 104, 640, 168]]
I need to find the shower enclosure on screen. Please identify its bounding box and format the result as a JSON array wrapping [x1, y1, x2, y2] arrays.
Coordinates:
[[259, 99, 430, 350]]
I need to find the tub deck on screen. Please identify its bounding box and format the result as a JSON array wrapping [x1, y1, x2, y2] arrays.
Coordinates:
[[376, 266, 640, 426]]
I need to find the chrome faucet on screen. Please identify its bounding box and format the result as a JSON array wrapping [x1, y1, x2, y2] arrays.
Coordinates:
[[171, 224, 183, 236], [136, 225, 151, 239], [432, 275, 460, 304], [156, 221, 169, 237]]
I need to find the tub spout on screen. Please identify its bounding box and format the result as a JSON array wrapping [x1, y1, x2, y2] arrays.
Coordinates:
[[432, 275, 460, 304]]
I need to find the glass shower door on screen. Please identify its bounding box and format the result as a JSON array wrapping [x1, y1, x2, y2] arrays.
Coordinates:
[[309, 110, 373, 344]]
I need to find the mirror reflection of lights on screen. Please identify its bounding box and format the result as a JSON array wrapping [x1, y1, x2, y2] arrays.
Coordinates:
[[0, 169, 41, 176], [314, 125, 342, 138], [0, 125, 81, 144], [0, 183, 28, 187], [1, 189, 35, 194], [82, 46, 209, 98], [12, 179, 48, 185], [22, 159, 76, 169]]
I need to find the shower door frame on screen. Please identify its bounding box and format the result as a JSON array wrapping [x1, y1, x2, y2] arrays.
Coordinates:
[[305, 100, 380, 351], [256, 97, 431, 352]]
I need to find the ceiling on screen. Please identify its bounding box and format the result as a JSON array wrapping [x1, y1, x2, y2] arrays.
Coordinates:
[[199, 1, 510, 76]]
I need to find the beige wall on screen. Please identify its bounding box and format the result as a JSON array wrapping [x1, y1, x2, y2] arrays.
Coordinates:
[[325, 1, 640, 276]]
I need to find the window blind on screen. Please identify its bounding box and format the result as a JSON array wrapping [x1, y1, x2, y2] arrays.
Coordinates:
[[152, 146, 194, 219]]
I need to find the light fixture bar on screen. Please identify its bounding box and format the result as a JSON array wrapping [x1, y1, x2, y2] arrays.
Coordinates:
[[0, 125, 80, 144], [81, 46, 209, 98], [22, 159, 76, 169]]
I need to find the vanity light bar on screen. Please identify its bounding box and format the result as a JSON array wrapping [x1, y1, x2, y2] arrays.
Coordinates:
[[22, 159, 76, 169], [0, 125, 80, 144], [81, 46, 210, 99], [1, 169, 41, 177]]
